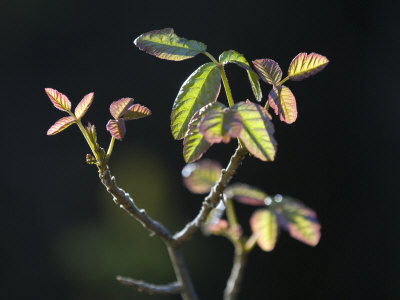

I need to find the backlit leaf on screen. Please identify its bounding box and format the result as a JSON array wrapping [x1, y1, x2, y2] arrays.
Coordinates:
[[134, 28, 207, 61], [288, 52, 329, 81], [110, 98, 134, 119], [122, 104, 152, 120], [182, 159, 222, 194], [86, 122, 97, 144], [219, 50, 262, 101], [171, 62, 221, 139], [106, 119, 126, 140], [250, 209, 278, 252], [224, 183, 268, 206], [183, 102, 225, 163], [75, 92, 94, 120], [45, 88, 71, 112], [268, 86, 297, 124], [273, 196, 320, 246], [233, 100, 277, 161], [199, 107, 242, 144], [253, 59, 282, 85], [47, 116, 75, 135], [203, 200, 227, 235]]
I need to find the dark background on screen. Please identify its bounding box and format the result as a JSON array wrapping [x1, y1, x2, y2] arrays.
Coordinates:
[[2, 0, 399, 299]]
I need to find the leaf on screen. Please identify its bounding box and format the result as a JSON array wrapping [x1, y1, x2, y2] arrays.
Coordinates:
[[219, 50, 262, 101], [47, 116, 75, 135], [171, 62, 221, 139], [273, 196, 321, 246], [288, 52, 329, 81], [86, 122, 97, 144], [122, 104, 152, 120], [268, 85, 297, 124], [250, 209, 278, 252], [109, 98, 134, 119], [252, 59, 282, 85], [233, 100, 277, 161], [183, 102, 225, 163], [199, 107, 242, 144], [134, 28, 207, 61], [202, 200, 227, 235], [45, 88, 71, 112], [75, 92, 94, 120], [182, 159, 222, 194], [106, 119, 126, 140], [224, 183, 269, 206]]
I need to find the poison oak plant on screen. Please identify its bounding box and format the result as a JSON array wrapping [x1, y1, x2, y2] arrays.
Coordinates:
[[45, 28, 328, 300]]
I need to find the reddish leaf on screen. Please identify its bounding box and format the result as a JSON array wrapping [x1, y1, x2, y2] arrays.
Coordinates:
[[250, 209, 278, 252], [106, 119, 126, 140], [47, 116, 75, 135], [45, 88, 71, 112], [110, 98, 134, 119], [224, 183, 269, 206], [75, 92, 94, 120], [268, 86, 297, 124], [182, 159, 222, 194], [253, 59, 282, 85], [122, 104, 152, 120], [288, 52, 329, 81]]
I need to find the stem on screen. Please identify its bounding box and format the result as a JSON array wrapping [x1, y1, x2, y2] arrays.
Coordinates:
[[244, 233, 258, 253], [117, 277, 182, 295], [203, 51, 219, 64], [226, 198, 238, 228], [106, 136, 116, 160], [220, 66, 235, 107], [264, 101, 270, 110], [277, 76, 289, 86], [223, 242, 247, 300]]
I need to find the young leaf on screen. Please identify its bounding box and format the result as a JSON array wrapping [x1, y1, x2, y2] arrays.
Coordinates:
[[106, 119, 126, 140], [233, 100, 277, 161], [183, 102, 225, 163], [288, 52, 329, 81], [268, 86, 297, 124], [219, 50, 262, 101], [45, 88, 71, 112], [122, 104, 152, 120], [110, 98, 134, 119], [74, 92, 94, 120], [182, 159, 222, 194], [171, 62, 221, 140], [273, 197, 321, 246], [47, 116, 75, 135], [252, 59, 282, 86], [134, 28, 207, 61], [203, 200, 227, 235], [250, 209, 278, 252], [198, 107, 242, 144], [86, 122, 97, 144], [224, 183, 269, 206]]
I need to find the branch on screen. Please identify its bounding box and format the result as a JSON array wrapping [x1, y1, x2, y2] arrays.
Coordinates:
[[99, 168, 172, 241], [223, 243, 248, 300], [117, 276, 182, 295], [173, 145, 248, 246]]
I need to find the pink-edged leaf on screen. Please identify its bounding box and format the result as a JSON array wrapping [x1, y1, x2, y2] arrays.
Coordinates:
[[109, 98, 134, 119], [253, 59, 282, 85], [224, 183, 269, 206], [106, 119, 126, 140], [198, 107, 242, 144], [273, 196, 321, 246], [288, 52, 329, 81], [47, 116, 75, 135], [122, 104, 152, 120], [250, 209, 278, 252], [74, 92, 94, 120], [45, 88, 71, 112], [182, 159, 222, 194], [268, 85, 297, 124]]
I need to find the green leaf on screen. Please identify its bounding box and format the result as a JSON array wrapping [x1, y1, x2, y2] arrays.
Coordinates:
[[183, 102, 225, 163], [250, 209, 278, 252], [45, 88, 71, 112], [106, 119, 126, 140], [171, 62, 221, 139], [252, 59, 282, 85], [85, 122, 97, 144], [288, 52, 329, 81], [47, 116, 75, 135], [109, 98, 134, 119], [233, 100, 277, 161], [224, 183, 268, 206], [219, 50, 262, 101], [198, 107, 242, 144], [182, 159, 222, 194], [122, 104, 152, 120], [134, 28, 207, 61], [268, 85, 297, 124], [75, 92, 94, 120], [273, 196, 321, 246]]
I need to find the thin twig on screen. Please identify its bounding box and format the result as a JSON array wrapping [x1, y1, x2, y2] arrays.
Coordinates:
[[223, 243, 248, 300], [117, 276, 182, 295], [173, 145, 248, 246]]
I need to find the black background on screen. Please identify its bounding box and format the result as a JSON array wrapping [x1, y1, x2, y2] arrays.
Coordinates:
[[2, 0, 399, 299]]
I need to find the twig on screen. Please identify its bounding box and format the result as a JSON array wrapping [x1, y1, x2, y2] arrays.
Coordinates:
[[223, 243, 248, 300], [117, 276, 182, 294], [173, 145, 248, 246]]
